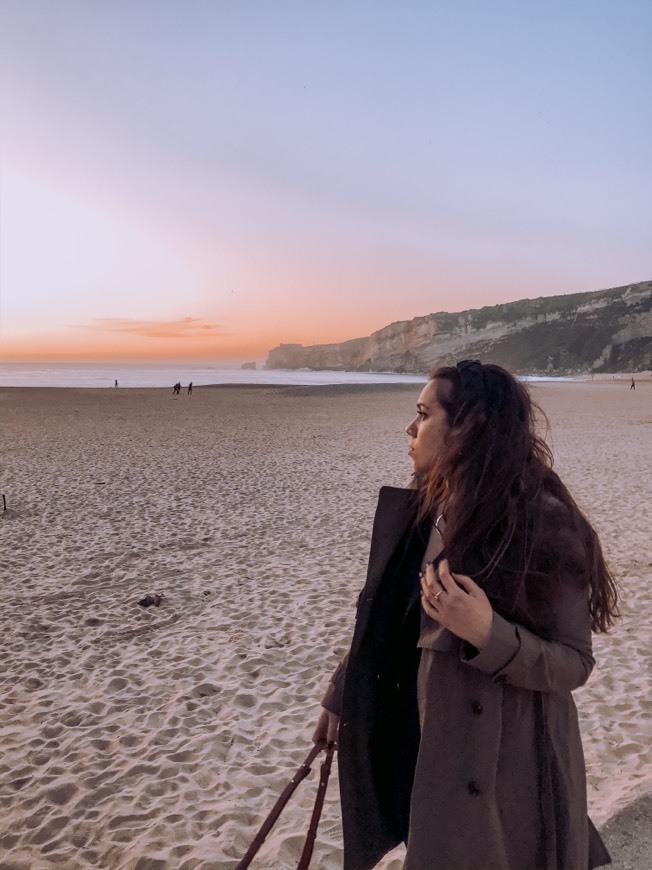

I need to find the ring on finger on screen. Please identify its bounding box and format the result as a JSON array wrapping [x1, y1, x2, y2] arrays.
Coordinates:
[[434, 588, 443, 601]]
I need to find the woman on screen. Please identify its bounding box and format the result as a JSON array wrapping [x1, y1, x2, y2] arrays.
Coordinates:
[[314, 360, 617, 870]]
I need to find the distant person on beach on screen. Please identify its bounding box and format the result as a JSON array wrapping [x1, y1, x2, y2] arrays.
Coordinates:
[[173, 381, 181, 395], [314, 360, 617, 870], [114, 379, 118, 388], [630, 377, 635, 390], [188, 381, 193, 395]]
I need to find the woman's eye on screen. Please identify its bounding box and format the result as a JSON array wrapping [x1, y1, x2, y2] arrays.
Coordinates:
[[417, 411, 426, 420]]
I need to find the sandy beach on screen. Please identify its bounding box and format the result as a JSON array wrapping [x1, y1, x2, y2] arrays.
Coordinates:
[[1, 379, 650, 869]]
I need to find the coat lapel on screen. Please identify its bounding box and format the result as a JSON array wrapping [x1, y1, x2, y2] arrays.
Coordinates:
[[364, 486, 419, 596], [350, 486, 419, 656], [340, 486, 421, 869]]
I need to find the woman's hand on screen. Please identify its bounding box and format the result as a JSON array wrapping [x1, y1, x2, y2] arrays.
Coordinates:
[[421, 558, 493, 649], [312, 707, 339, 747]]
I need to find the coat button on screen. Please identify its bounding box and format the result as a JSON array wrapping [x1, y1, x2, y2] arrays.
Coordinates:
[[472, 701, 483, 715], [467, 781, 481, 797]]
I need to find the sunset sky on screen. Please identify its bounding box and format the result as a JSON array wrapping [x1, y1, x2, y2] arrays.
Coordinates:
[[1, 0, 650, 363]]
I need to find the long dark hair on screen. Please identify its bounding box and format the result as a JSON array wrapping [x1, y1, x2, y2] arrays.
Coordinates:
[[417, 360, 618, 633]]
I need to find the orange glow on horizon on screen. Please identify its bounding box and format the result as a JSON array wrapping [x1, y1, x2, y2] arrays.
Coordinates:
[[0, 337, 273, 364], [0, 320, 379, 364]]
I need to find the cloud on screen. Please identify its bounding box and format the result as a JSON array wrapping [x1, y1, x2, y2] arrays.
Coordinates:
[[76, 316, 229, 340]]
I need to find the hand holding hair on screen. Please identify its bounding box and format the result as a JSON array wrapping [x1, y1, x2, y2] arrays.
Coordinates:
[[420, 558, 493, 650]]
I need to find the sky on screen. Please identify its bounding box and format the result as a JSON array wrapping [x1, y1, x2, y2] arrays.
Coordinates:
[[1, 0, 650, 363]]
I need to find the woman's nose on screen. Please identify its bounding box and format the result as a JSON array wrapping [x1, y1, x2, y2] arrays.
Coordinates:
[[406, 420, 416, 436]]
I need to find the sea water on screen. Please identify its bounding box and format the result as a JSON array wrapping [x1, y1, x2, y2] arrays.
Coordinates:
[[0, 362, 430, 389], [0, 362, 583, 388]]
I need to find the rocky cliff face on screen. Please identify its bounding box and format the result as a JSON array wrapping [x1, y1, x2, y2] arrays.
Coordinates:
[[265, 280, 652, 374]]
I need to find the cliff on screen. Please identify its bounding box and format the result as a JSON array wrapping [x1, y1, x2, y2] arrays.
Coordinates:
[[265, 280, 652, 375]]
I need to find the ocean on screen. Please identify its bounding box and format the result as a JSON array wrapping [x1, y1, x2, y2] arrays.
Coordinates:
[[0, 362, 430, 389]]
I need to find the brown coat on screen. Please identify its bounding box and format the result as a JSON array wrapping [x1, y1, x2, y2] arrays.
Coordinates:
[[323, 486, 611, 870]]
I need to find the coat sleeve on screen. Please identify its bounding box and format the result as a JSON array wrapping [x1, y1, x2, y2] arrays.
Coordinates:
[[460, 577, 594, 694]]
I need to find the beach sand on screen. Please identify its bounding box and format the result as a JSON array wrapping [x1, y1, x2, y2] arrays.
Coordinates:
[[0, 379, 650, 869]]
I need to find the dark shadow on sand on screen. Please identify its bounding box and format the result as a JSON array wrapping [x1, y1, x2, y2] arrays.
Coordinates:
[[599, 792, 652, 870]]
